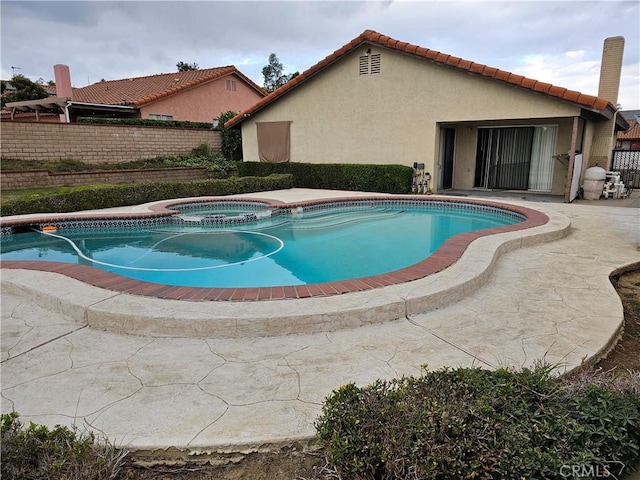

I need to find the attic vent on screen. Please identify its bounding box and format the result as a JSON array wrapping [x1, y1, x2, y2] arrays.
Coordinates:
[[370, 54, 381, 74], [359, 55, 369, 75], [359, 53, 381, 75]]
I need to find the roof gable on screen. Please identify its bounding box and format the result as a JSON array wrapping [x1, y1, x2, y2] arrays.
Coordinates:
[[226, 29, 620, 128], [73, 66, 266, 107]]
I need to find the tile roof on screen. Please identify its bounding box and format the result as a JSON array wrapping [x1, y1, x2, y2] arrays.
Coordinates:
[[72, 66, 265, 107], [226, 29, 621, 129], [617, 121, 640, 140]]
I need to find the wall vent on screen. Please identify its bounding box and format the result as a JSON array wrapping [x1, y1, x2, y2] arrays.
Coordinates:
[[370, 54, 381, 74], [359, 55, 369, 75], [359, 53, 381, 75]]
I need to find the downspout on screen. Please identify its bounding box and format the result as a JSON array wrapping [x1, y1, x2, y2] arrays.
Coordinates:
[[63, 102, 70, 123]]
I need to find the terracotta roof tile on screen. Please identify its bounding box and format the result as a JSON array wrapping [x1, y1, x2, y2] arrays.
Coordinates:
[[494, 70, 511, 82], [468, 62, 485, 74], [404, 44, 418, 55], [576, 93, 597, 107], [483, 66, 498, 77], [225, 29, 619, 129], [617, 122, 640, 139], [458, 59, 473, 70], [563, 90, 581, 102], [593, 98, 610, 110], [72, 66, 265, 107], [426, 49, 439, 60], [446, 56, 462, 68], [507, 73, 525, 84], [548, 86, 567, 97], [533, 81, 552, 94]]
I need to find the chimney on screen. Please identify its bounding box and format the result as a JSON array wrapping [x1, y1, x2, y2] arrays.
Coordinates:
[[53, 64, 73, 99], [597, 36, 624, 105]]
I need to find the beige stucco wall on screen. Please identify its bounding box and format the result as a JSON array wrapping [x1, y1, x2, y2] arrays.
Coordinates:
[[141, 74, 264, 123], [240, 46, 607, 193]]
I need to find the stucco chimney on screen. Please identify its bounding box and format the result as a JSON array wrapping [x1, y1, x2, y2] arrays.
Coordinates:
[[53, 64, 73, 99], [597, 36, 624, 105]]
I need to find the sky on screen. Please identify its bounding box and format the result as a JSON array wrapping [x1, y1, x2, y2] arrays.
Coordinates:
[[1, 0, 639, 110]]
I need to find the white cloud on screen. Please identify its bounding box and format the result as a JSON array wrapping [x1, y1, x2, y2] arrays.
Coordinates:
[[1, 0, 638, 108]]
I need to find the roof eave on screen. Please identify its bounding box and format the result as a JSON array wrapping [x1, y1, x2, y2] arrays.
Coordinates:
[[225, 29, 627, 131], [225, 35, 372, 129]]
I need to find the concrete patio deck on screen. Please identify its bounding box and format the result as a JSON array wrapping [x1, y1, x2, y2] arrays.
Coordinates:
[[1, 189, 639, 462]]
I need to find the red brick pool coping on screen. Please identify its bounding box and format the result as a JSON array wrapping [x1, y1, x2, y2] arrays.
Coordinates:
[[0, 195, 548, 301]]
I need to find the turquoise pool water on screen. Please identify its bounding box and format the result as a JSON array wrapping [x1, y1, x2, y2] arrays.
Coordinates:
[[0, 204, 520, 288]]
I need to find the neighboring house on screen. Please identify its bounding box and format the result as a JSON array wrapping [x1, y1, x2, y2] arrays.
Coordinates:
[[226, 30, 628, 199], [613, 110, 640, 188], [616, 110, 640, 150], [3, 64, 266, 124]]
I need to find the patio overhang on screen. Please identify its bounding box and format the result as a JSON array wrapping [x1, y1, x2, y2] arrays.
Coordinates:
[[5, 97, 137, 122], [6, 97, 71, 121]]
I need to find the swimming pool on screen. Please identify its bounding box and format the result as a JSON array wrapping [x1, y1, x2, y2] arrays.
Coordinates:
[[1, 198, 529, 289]]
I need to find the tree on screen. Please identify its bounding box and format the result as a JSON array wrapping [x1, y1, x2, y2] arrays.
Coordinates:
[[215, 111, 242, 160], [262, 53, 299, 93], [1, 74, 49, 108], [176, 61, 199, 72]]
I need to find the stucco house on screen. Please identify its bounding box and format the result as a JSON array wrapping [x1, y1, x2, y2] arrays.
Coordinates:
[[4, 64, 266, 124], [616, 111, 640, 151], [613, 110, 640, 188], [226, 30, 628, 200]]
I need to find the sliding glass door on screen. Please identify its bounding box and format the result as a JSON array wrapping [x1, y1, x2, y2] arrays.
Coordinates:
[[528, 126, 557, 191], [474, 126, 557, 191]]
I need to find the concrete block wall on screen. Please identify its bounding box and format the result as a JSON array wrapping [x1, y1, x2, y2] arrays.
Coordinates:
[[0, 121, 222, 164]]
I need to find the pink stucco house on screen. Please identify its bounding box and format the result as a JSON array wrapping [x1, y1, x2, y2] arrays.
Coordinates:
[[4, 64, 266, 124]]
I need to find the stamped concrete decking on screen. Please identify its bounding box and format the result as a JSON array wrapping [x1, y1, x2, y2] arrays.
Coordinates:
[[1, 189, 639, 460]]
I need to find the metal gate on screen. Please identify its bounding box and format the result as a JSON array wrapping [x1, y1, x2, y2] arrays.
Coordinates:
[[611, 150, 640, 188]]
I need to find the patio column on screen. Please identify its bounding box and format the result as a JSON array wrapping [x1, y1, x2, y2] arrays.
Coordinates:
[[564, 116, 580, 203]]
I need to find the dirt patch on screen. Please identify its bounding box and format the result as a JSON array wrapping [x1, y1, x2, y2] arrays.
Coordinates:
[[125, 450, 325, 480], [594, 268, 640, 372], [125, 268, 640, 479]]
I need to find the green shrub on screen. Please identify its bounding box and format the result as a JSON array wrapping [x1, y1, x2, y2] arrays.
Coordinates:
[[76, 117, 213, 129], [316, 366, 640, 479], [1, 412, 127, 480], [215, 111, 242, 160], [0, 174, 293, 216], [237, 162, 413, 194]]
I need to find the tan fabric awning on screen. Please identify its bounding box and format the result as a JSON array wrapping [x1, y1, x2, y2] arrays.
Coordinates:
[[257, 121, 291, 163]]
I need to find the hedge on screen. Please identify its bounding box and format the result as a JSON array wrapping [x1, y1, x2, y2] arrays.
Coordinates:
[[237, 162, 413, 194], [0, 174, 292, 216], [76, 117, 213, 129], [316, 366, 640, 480]]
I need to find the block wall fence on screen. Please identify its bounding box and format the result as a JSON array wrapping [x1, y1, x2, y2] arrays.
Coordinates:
[[0, 121, 222, 164]]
